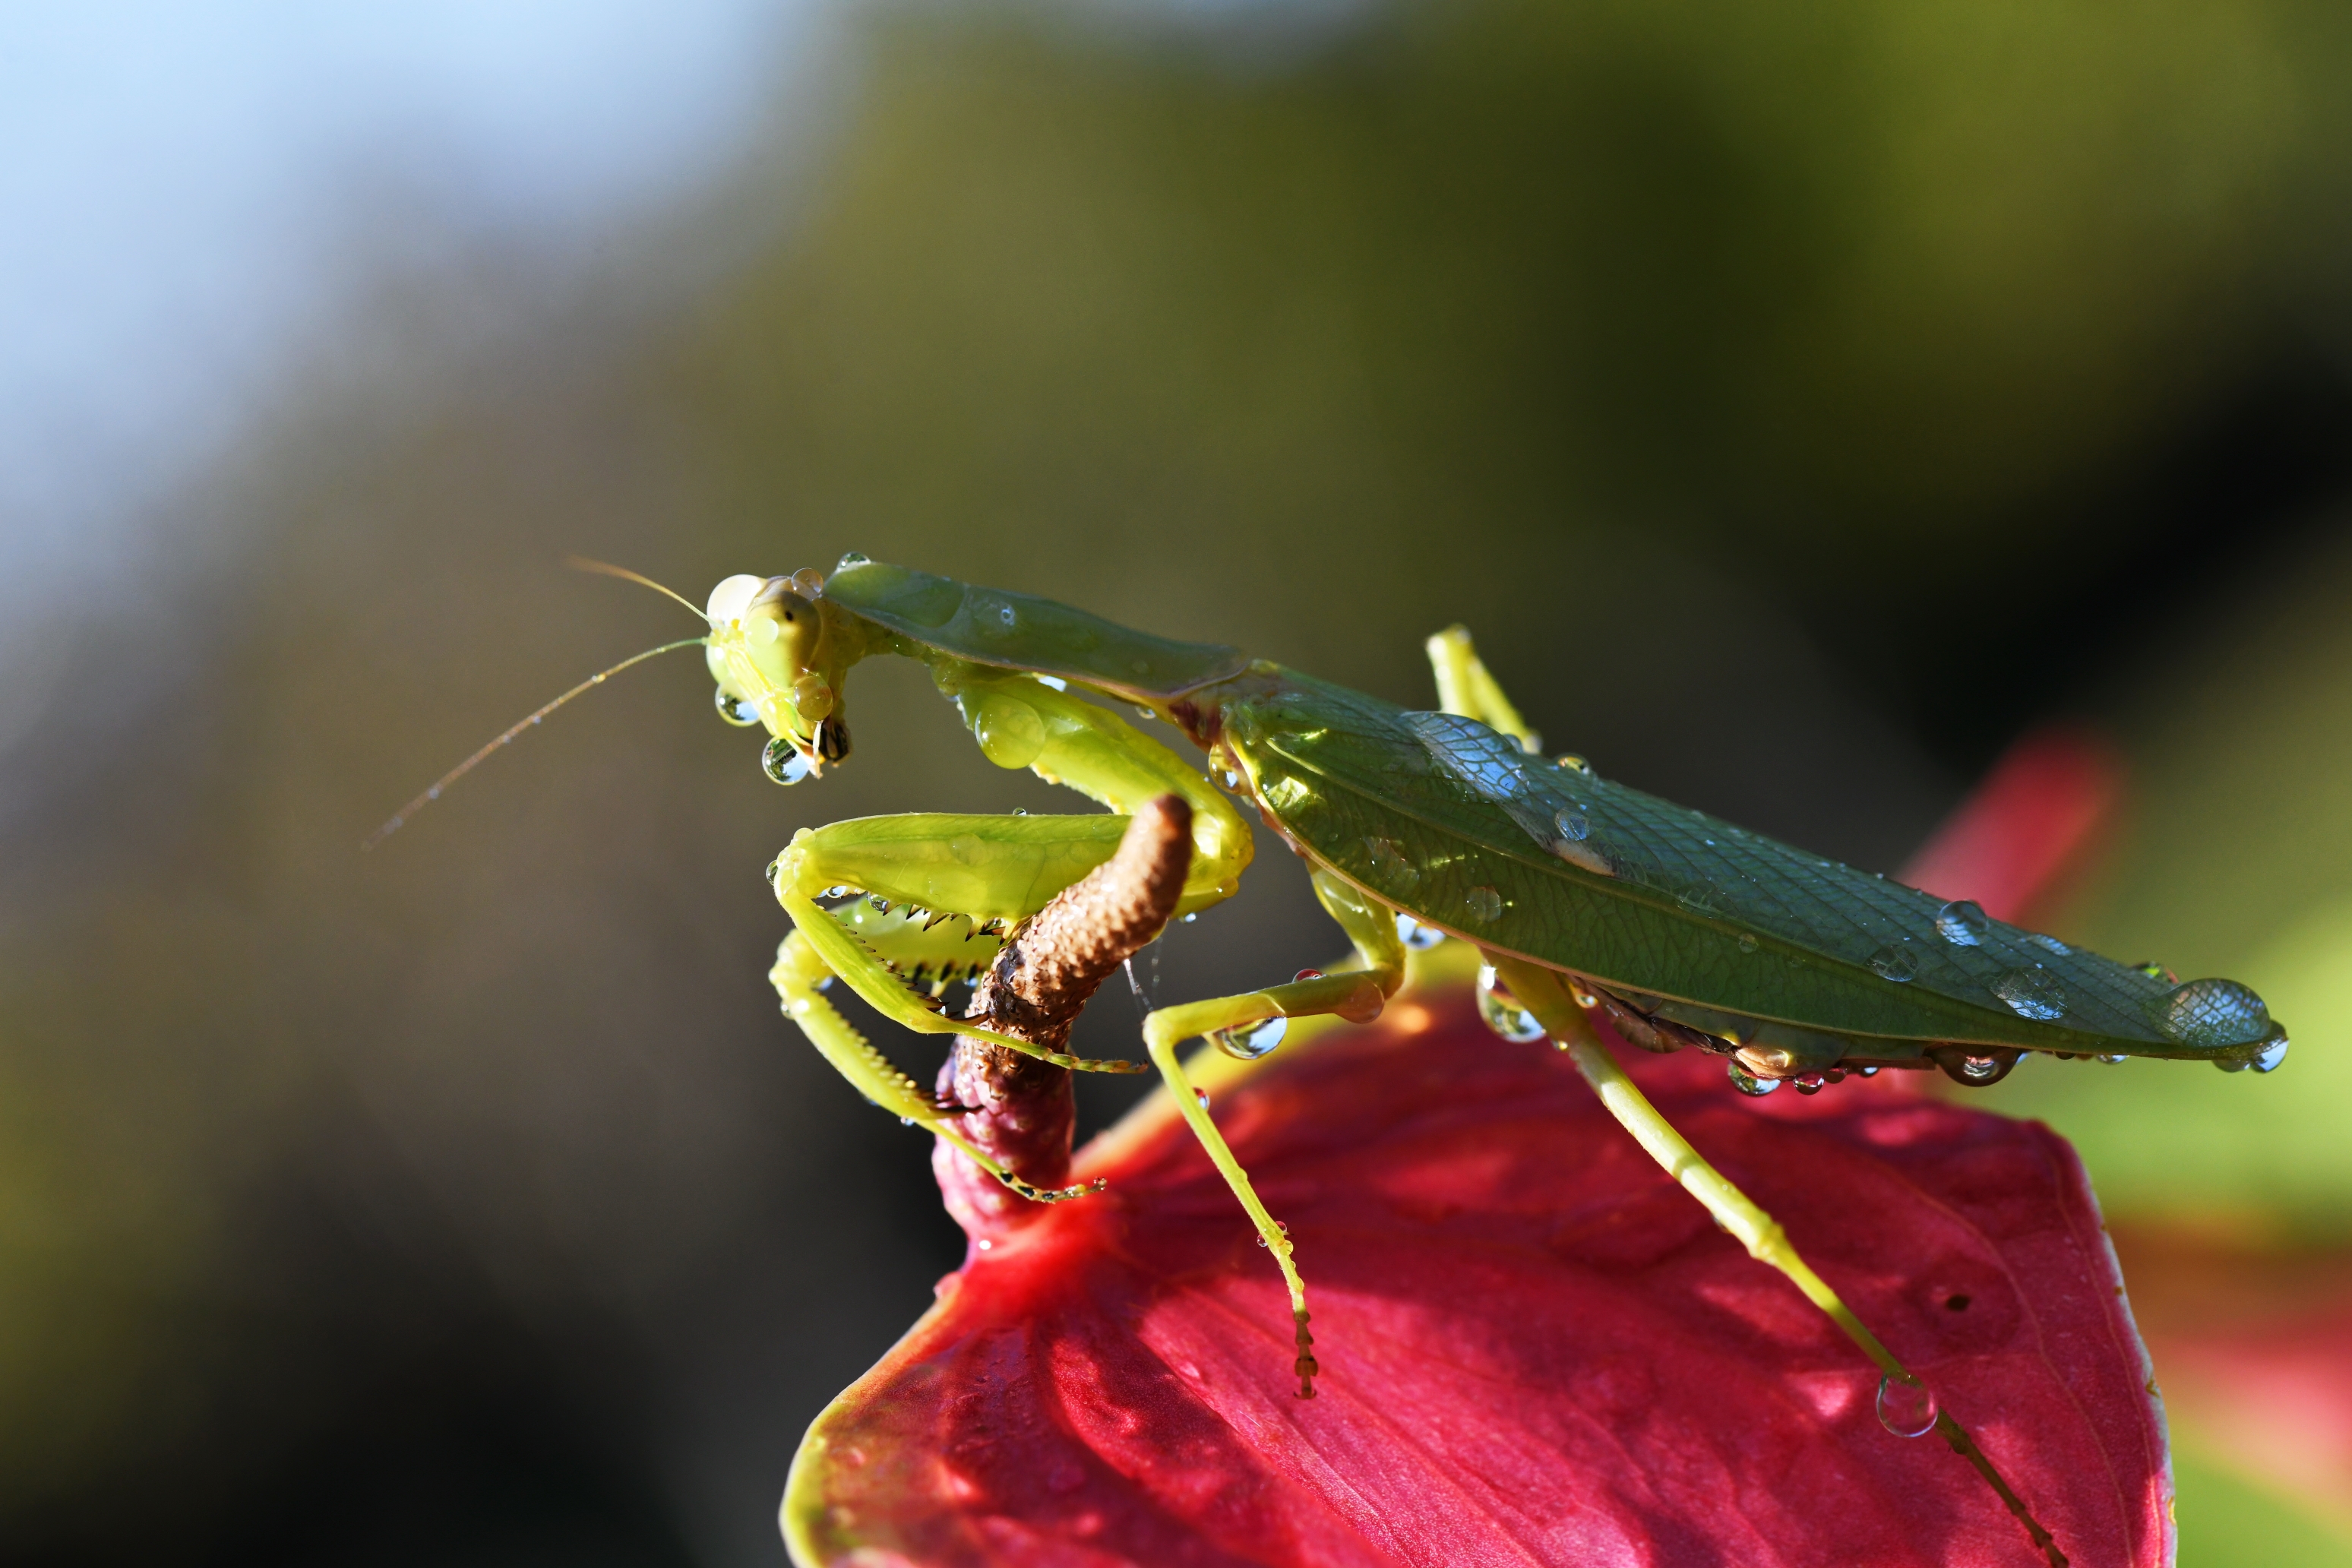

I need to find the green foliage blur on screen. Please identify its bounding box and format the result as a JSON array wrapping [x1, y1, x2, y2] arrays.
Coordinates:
[[9, 0, 2352, 1558]]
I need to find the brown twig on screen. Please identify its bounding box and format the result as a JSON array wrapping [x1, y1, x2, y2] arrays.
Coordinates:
[[931, 795, 1193, 1236]]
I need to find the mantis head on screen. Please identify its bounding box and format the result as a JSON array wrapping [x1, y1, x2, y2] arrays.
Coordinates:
[[706, 571, 858, 783]]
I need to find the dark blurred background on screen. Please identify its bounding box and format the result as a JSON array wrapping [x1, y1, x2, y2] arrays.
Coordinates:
[[9, 1, 2352, 1561]]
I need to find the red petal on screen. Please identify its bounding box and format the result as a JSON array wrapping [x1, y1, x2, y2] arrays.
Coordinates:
[[1900, 727, 2124, 924], [789, 991, 2170, 1567]]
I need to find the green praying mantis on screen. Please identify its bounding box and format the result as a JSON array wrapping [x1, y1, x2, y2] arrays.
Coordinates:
[[377, 554, 2287, 1560]]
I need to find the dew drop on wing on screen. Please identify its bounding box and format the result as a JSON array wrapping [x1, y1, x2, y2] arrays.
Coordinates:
[[1396, 913, 1446, 950], [2028, 932, 2073, 956], [2133, 960, 2180, 984], [1464, 885, 1503, 923], [1869, 944, 1917, 982], [2153, 977, 2271, 1049], [1213, 1016, 1288, 1061], [1877, 1375, 1938, 1438], [1366, 836, 1418, 888], [1475, 965, 1547, 1043], [1727, 1062, 1780, 1097], [1994, 969, 2066, 1021], [1554, 808, 1589, 842], [1936, 899, 1990, 947]]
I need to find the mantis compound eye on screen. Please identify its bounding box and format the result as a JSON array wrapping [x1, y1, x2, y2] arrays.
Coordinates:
[[705, 574, 767, 621]]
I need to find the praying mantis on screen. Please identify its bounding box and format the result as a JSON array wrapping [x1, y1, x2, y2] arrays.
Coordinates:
[[378, 554, 2287, 1563]]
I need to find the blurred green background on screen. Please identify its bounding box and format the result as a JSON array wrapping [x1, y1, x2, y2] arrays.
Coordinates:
[[10, 0, 2352, 1560]]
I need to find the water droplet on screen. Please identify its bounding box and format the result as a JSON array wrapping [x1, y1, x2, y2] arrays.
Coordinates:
[[1364, 836, 1418, 888], [1464, 885, 1503, 923], [972, 694, 1046, 769], [1857, 1065, 1881, 1077], [2132, 960, 2178, 984], [1254, 1222, 1291, 1247], [975, 1238, 994, 1251], [1737, 933, 1759, 954], [1554, 809, 1590, 842], [1943, 1052, 2012, 1086], [426, 785, 441, 801], [1396, 913, 1445, 950], [1877, 1374, 1938, 1438], [1936, 899, 1990, 947], [1194, 1088, 1211, 1110], [2097, 1054, 2127, 1064], [1294, 969, 1324, 982], [1213, 1016, 1288, 1061], [1870, 945, 1917, 983], [2152, 978, 2271, 1049], [1994, 969, 2066, 1020], [2028, 932, 2072, 956], [1555, 754, 1593, 774], [834, 551, 871, 571], [2250, 1037, 2289, 1073], [763, 737, 814, 786], [715, 688, 760, 726], [1475, 965, 1547, 1043], [899, 1116, 915, 1127], [1793, 1073, 1826, 1095], [1219, 770, 1241, 792], [1181, 912, 1198, 925], [1728, 1062, 1781, 1096]]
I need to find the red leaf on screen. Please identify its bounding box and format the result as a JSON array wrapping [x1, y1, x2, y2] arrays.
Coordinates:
[[1900, 727, 2124, 924], [788, 988, 2170, 1567]]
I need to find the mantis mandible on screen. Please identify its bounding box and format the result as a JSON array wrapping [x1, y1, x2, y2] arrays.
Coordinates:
[[380, 555, 2287, 1562]]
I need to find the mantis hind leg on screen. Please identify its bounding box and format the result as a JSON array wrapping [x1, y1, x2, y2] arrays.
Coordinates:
[[1494, 957, 2067, 1566], [1140, 869, 1409, 1397], [1426, 624, 1540, 751]]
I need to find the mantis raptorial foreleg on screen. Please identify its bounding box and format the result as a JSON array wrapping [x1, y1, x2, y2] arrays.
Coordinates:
[[1139, 869, 1409, 1398], [768, 925, 1102, 1202], [765, 669, 1260, 1178], [773, 821, 1150, 1073]]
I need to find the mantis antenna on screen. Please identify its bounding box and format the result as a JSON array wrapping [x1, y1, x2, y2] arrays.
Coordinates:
[[362, 635, 713, 851], [365, 558, 722, 851], [564, 555, 715, 622]]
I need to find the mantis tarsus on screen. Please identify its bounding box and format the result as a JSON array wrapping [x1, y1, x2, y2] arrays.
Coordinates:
[[384, 555, 2287, 1564]]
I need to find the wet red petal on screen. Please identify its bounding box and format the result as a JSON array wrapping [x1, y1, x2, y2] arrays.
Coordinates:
[[1900, 726, 2124, 924], [789, 991, 2169, 1567]]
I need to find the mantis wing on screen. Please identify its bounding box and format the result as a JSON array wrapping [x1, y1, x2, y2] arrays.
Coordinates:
[[1224, 671, 2280, 1067]]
